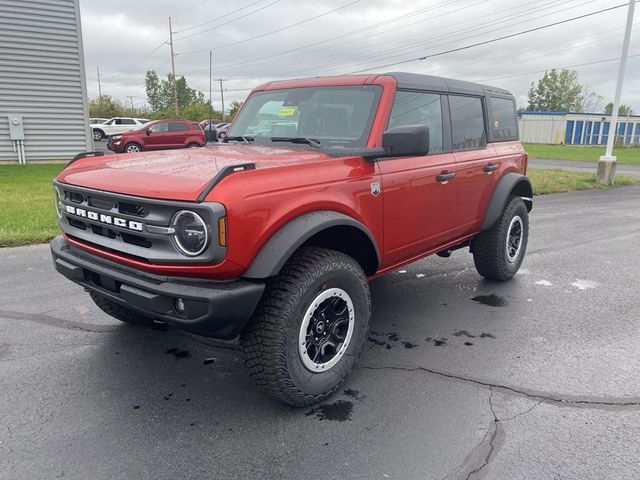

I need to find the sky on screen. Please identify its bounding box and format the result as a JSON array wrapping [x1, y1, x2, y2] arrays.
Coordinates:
[[79, 0, 639, 114]]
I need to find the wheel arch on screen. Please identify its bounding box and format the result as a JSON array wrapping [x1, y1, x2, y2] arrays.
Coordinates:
[[242, 211, 381, 279], [481, 172, 533, 231]]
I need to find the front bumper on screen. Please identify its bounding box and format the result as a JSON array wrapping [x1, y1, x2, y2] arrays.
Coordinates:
[[106, 140, 124, 153], [50, 236, 264, 339]]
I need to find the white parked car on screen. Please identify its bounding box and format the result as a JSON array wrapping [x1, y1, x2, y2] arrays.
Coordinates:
[[92, 117, 149, 141]]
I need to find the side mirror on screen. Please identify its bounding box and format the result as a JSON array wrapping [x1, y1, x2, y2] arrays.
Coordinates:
[[381, 125, 429, 157], [145, 129, 152, 135]]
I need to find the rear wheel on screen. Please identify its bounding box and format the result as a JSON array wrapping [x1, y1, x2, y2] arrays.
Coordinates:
[[240, 247, 370, 407], [186, 142, 200, 149], [124, 142, 141, 153], [472, 196, 529, 281], [90, 292, 155, 326], [93, 129, 104, 141]]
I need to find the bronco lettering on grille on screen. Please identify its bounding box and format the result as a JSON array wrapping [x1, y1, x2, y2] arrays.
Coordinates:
[[65, 205, 143, 232]]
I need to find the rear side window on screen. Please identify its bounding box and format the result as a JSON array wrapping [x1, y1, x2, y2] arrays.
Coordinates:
[[191, 123, 201, 130], [169, 123, 189, 132], [489, 97, 518, 140], [449, 95, 486, 150], [120, 118, 136, 125], [388, 91, 443, 153]]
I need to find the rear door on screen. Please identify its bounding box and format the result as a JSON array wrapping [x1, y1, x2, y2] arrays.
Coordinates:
[[377, 90, 457, 266], [166, 122, 191, 147], [449, 95, 497, 236]]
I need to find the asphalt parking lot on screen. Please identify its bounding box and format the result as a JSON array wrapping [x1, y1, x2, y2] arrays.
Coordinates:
[[2, 186, 640, 480]]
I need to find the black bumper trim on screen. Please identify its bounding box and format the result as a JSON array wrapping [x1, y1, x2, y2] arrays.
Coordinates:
[[50, 236, 264, 339]]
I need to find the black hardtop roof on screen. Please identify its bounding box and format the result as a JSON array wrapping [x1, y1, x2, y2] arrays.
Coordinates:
[[384, 71, 512, 97]]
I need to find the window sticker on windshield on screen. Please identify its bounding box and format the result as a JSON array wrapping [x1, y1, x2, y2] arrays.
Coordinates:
[[277, 107, 298, 116]]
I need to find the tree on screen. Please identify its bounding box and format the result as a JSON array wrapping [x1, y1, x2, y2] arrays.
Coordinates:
[[229, 100, 243, 120], [527, 69, 586, 112], [580, 86, 604, 113], [145, 70, 207, 113], [145, 71, 164, 112], [604, 103, 633, 115], [88, 95, 125, 118]]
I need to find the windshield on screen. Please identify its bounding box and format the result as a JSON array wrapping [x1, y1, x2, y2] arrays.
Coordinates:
[[227, 85, 382, 148]]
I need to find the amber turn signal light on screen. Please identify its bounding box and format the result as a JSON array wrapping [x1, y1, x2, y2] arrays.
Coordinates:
[[218, 217, 227, 246]]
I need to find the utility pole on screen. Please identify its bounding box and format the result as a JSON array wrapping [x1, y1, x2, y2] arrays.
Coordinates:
[[597, 0, 635, 185], [168, 17, 179, 116], [127, 96, 134, 111], [215, 78, 228, 122], [209, 50, 213, 138], [96, 65, 103, 116]]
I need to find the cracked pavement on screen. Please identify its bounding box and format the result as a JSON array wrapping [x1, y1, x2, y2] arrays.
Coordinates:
[[2, 186, 640, 479]]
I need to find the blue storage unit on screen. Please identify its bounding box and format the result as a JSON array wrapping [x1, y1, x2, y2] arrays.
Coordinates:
[[591, 121, 601, 144], [633, 124, 640, 144], [573, 121, 583, 144], [625, 123, 633, 144], [584, 121, 592, 144], [565, 120, 574, 144], [601, 122, 610, 144]]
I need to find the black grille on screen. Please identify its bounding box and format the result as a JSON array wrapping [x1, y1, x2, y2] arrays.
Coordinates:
[[118, 201, 147, 217]]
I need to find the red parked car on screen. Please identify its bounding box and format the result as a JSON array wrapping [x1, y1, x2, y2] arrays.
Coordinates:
[[52, 72, 531, 406], [107, 119, 205, 153]]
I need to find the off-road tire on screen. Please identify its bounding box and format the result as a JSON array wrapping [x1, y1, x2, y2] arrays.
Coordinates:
[[472, 195, 529, 281], [240, 247, 371, 407], [90, 292, 155, 326]]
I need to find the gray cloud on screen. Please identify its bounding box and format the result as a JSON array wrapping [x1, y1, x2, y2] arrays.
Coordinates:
[[80, 0, 640, 113]]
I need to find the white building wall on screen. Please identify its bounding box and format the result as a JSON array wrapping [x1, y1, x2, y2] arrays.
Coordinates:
[[0, 0, 91, 162], [518, 114, 566, 144]]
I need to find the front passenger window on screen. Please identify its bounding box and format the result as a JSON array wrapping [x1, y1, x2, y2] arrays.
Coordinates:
[[388, 91, 443, 153]]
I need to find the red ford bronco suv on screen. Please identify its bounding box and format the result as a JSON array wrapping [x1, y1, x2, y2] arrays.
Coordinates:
[[51, 73, 532, 406]]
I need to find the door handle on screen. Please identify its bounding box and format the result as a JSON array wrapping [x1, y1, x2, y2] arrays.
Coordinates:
[[436, 172, 456, 183], [483, 163, 499, 173]]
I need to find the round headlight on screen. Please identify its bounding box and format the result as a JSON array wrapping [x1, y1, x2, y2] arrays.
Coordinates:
[[171, 210, 209, 257], [53, 186, 62, 219]]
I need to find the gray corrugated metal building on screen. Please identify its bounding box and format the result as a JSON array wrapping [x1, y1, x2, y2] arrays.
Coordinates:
[[0, 0, 91, 163]]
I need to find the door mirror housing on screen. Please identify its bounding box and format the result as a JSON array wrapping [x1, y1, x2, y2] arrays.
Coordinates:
[[381, 125, 429, 157], [145, 129, 153, 135]]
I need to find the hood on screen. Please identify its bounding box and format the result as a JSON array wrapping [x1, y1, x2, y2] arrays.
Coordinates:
[[57, 145, 333, 201]]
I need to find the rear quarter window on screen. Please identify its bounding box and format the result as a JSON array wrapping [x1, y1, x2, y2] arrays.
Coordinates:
[[489, 97, 518, 141]]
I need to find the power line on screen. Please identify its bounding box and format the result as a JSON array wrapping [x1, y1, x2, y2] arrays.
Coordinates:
[[345, 2, 630, 74], [175, 0, 266, 34], [476, 52, 640, 83], [176, 0, 283, 41], [276, 0, 596, 78], [179, 0, 464, 74], [178, 0, 364, 55]]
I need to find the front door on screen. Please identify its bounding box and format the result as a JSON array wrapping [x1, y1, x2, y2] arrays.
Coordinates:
[[144, 121, 169, 148], [378, 90, 457, 266]]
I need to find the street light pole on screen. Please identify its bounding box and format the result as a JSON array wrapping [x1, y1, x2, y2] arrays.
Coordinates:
[[597, 0, 635, 185], [209, 50, 212, 142]]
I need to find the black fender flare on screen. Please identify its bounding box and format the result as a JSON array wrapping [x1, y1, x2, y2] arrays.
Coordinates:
[[481, 173, 533, 231], [242, 210, 381, 279]]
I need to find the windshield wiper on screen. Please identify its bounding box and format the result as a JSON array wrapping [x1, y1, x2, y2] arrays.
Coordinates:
[[271, 137, 321, 148], [226, 135, 254, 144]]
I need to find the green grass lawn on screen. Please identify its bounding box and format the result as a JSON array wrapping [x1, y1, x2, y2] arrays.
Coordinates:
[[528, 168, 639, 195], [0, 164, 64, 247], [524, 143, 640, 164], [0, 164, 639, 248]]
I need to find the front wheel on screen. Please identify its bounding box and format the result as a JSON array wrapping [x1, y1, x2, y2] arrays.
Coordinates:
[[472, 195, 529, 281], [124, 142, 142, 153], [240, 247, 370, 407]]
